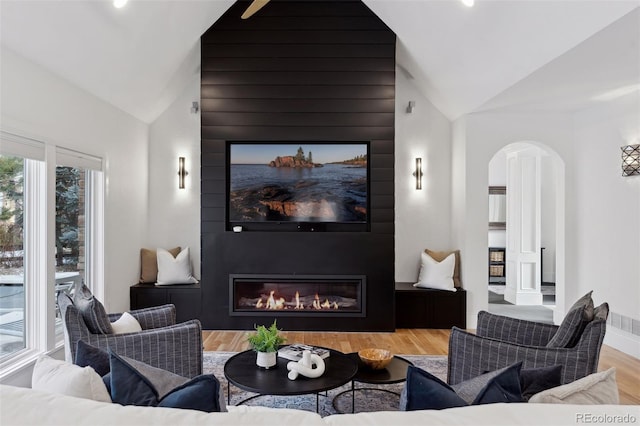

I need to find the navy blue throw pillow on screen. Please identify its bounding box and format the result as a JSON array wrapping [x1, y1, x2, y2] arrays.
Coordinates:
[[400, 366, 468, 410], [520, 364, 563, 401], [158, 376, 221, 411], [400, 363, 524, 411], [75, 340, 110, 377], [108, 350, 222, 412], [109, 351, 158, 406]]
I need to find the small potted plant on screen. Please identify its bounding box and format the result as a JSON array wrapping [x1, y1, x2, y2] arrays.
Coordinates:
[[247, 319, 286, 369]]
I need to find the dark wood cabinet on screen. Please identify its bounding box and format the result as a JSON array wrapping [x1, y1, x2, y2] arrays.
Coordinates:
[[395, 282, 466, 329], [130, 283, 201, 324]]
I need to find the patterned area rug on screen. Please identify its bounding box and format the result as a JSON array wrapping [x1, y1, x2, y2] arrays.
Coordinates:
[[203, 351, 447, 417]]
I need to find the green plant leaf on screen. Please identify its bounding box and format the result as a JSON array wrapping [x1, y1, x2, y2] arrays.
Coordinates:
[[246, 319, 286, 352]]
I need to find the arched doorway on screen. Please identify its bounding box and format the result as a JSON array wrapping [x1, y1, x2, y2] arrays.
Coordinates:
[[487, 142, 565, 324]]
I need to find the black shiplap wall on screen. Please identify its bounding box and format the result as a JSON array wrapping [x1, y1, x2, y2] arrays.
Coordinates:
[[200, 0, 395, 331]]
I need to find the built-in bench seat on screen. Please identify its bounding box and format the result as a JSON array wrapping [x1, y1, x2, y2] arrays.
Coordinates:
[[395, 282, 466, 329]]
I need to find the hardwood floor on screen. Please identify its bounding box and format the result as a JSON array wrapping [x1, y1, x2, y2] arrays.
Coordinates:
[[202, 328, 640, 405]]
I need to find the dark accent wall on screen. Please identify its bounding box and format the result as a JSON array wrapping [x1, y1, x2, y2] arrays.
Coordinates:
[[200, 0, 395, 331]]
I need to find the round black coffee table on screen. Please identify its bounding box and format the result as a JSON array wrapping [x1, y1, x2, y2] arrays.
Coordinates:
[[333, 353, 413, 413], [224, 347, 358, 412]]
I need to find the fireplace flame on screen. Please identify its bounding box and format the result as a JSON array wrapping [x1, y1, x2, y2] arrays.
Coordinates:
[[252, 289, 344, 311], [264, 290, 285, 310], [294, 291, 304, 310]]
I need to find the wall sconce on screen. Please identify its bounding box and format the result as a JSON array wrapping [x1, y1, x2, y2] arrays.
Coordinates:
[[621, 144, 640, 176], [412, 157, 423, 190], [190, 101, 199, 114], [178, 157, 188, 189]]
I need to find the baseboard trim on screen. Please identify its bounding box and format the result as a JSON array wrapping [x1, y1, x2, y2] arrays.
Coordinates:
[[603, 328, 640, 359]]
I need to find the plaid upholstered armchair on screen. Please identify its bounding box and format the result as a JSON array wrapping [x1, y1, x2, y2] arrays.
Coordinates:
[[57, 290, 202, 378], [447, 293, 607, 386]]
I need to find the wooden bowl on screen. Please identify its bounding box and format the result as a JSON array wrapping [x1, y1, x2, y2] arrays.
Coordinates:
[[358, 348, 393, 370]]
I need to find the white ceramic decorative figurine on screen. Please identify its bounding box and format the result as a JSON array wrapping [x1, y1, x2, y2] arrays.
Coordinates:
[[287, 350, 325, 380]]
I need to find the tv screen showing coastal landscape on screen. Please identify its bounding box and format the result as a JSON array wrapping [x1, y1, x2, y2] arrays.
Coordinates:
[[228, 143, 368, 224]]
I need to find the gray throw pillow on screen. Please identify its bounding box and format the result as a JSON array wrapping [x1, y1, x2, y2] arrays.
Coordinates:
[[546, 291, 594, 348], [594, 302, 609, 321], [451, 363, 520, 404], [73, 283, 113, 334], [570, 291, 595, 321], [120, 355, 190, 399]]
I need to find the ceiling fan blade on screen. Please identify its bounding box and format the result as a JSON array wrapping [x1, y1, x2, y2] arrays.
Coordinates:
[[241, 0, 270, 19]]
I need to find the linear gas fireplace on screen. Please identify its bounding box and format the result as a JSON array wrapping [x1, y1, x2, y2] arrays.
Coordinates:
[[229, 274, 366, 317]]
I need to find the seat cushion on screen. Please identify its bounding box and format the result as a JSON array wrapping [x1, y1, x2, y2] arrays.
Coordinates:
[[73, 284, 113, 334]]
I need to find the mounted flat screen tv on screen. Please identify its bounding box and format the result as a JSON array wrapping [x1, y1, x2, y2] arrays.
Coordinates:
[[227, 142, 369, 232]]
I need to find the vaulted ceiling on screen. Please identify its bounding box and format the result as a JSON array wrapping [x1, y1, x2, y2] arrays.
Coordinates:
[[1, 0, 638, 123]]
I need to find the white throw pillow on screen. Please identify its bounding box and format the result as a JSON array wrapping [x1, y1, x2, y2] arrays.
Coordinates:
[[110, 312, 142, 334], [32, 355, 111, 402], [156, 246, 198, 285], [413, 251, 456, 291]]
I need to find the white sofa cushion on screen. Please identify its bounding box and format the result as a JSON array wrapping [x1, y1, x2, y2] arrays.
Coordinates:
[[0, 385, 325, 426], [1, 384, 636, 426], [31, 355, 111, 403]]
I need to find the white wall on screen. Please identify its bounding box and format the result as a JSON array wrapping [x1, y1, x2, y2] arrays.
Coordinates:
[[572, 93, 640, 357], [453, 112, 574, 328], [147, 71, 201, 278], [540, 155, 557, 284], [394, 69, 452, 282], [1, 46, 149, 386]]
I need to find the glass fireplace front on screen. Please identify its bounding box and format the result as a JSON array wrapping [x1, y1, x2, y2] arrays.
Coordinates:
[[229, 274, 366, 317]]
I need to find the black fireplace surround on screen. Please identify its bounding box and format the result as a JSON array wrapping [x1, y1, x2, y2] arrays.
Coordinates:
[[199, 0, 396, 331]]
